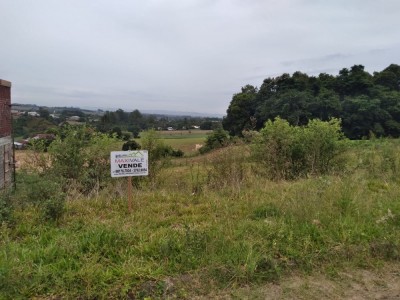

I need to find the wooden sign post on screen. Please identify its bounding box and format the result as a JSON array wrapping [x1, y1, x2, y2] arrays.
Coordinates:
[[110, 150, 149, 213], [128, 176, 133, 213]]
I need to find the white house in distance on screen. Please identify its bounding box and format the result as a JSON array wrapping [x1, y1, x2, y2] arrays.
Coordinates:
[[68, 116, 81, 121], [28, 111, 40, 117]]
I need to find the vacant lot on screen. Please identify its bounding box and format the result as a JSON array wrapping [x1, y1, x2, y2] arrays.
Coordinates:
[[1, 138, 400, 299]]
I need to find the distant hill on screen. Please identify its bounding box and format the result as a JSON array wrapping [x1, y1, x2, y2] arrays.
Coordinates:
[[12, 104, 224, 118], [141, 109, 223, 118]]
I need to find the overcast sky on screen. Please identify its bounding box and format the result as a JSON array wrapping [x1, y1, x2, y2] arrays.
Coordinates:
[[1, 0, 399, 115]]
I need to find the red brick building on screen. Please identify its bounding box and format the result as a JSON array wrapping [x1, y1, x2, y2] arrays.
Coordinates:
[[0, 79, 13, 189]]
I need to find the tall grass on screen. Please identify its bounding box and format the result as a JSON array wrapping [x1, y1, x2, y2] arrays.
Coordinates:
[[1, 139, 400, 298]]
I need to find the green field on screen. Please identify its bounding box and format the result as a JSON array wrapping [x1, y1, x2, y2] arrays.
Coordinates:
[[150, 130, 211, 155], [1, 137, 400, 299]]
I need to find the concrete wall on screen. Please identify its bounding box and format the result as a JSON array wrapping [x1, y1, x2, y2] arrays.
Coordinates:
[[0, 79, 13, 189]]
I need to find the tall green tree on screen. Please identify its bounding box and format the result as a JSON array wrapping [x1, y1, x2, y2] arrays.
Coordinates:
[[223, 85, 258, 136]]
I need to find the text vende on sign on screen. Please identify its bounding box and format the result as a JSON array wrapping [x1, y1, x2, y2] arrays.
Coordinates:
[[110, 150, 149, 178]]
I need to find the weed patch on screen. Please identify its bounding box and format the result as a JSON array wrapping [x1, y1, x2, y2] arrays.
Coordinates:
[[1, 139, 400, 298]]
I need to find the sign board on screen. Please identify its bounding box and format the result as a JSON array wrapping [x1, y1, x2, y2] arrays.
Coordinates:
[[110, 150, 148, 177]]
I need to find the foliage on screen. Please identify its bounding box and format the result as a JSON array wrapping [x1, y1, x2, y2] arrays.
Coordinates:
[[1, 139, 400, 298], [121, 139, 141, 151], [222, 85, 258, 136], [199, 127, 229, 154], [0, 190, 14, 225], [12, 106, 222, 143], [12, 115, 56, 138], [98, 108, 222, 133], [224, 64, 400, 139], [25, 139, 52, 173], [140, 130, 172, 184], [48, 126, 89, 180], [47, 126, 118, 193], [15, 172, 66, 222], [252, 117, 344, 179], [170, 148, 184, 157], [206, 146, 248, 191]]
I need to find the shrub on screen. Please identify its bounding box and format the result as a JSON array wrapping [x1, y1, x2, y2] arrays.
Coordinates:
[[16, 173, 66, 222], [26, 139, 52, 174], [303, 118, 345, 174], [83, 132, 119, 193], [140, 130, 171, 185], [207, 146, 248, 190], [0, 190, 13, 225], [122, 140, 141, 151], [48, 126, 88, 180], [170, 148, 184, 157], [41, 197, 65, 222], [252, 117, 344, 180], [48, 126, 118, 193], [199, 128, 229, 154]]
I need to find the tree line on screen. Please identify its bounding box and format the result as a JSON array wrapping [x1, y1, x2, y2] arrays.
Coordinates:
[[97, 109, 221, 138], [223, 64, 400, 139], [13, 107, 221, 139]]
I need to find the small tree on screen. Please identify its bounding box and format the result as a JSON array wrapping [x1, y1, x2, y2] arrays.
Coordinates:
[[122, 140, 141, 151], [48, 126, 118, 193], [252, 117, 344, 180], [199, 128, 229, 154]]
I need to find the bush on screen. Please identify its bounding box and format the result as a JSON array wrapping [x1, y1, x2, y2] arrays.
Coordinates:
[[0, 190, 13, 225], [140, 130, 171, 185], [252, 117, 344, 180], [206, 146, 248, 190], [26, 139, 52, 174], [170, 149, 184, 157], [41, 197, 65, 222], [48, 126, 118, 194], [199, 128, 229, 154], [48, 126, 88, 180], [122, 140, 141, 151], [16, 173, 66, 222]]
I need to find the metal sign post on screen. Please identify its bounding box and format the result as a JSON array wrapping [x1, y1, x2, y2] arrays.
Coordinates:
[[110, 150, 149, 213]]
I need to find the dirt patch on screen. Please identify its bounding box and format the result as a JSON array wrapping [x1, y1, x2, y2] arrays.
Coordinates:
[[14, 150, 31, 169], [193, 263, 400, 299]]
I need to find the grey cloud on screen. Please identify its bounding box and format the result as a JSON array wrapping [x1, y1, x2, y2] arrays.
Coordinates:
[[1, 1, 400, 114]]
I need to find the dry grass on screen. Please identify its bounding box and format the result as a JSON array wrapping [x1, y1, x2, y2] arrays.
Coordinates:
[[2, 139, 400, 299]]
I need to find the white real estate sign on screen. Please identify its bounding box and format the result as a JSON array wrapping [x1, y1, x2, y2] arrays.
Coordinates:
[[110, 150, 149, 178]]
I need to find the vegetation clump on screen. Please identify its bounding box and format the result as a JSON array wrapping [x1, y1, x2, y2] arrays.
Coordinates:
[[223, 64, 400, 139], [3, 146, 400, 298], [199, 127, 229, 154], [3, 107, 400, 299], [0, 190, 14, 225], [252, 117, 344, 180]]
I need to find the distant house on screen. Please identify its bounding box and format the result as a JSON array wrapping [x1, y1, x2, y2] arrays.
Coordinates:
[[68, 116, 81, 121], [11, 110, 23, 117], [28, 111, 40, 117], [32, 134, 55, 140]]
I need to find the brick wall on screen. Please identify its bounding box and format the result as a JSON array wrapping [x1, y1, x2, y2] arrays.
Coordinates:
[[0, 79, 12, 190], [0, 80, 12, 138]]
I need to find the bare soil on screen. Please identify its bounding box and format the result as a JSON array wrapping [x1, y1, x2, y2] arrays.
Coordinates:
[[14, 150, 30, 169], [194, 263, 400, 299]]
